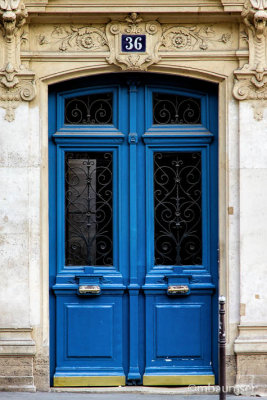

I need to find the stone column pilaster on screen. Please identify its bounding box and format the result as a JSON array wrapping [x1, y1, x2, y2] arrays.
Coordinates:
[[233, 0, 267, 394]]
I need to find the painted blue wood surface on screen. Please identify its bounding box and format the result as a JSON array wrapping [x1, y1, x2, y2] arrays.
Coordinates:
[[49, 73, 218, 385], [127, 82, 141, 382]]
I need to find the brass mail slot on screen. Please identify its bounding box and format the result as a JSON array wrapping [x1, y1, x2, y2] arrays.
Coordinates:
[[167, 285, 190, 294], [79, 285, 101, 294]]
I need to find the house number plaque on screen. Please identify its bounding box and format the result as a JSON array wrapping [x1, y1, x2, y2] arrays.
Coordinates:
[[106, 13, 162, 70], [121, 35, 146, 52]]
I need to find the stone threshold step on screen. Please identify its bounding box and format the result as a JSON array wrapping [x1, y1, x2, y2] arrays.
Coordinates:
[[52, 386, 222, 395]]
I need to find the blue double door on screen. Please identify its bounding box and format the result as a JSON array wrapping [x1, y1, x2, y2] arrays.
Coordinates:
[[49, 73, 218, 386]]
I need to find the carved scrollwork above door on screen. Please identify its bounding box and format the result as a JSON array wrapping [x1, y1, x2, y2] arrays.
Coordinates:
[[0, 7, 236, 121], [160, 25, 232, 51], [106, 13, 162, 71], [37, 25, 109, 52]]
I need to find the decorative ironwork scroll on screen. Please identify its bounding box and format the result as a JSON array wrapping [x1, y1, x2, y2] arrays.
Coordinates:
[[64, 92, 113, 125], [153, 93, 201, 124], [65, 152, 113, 266], [154, 152, 202, 265]]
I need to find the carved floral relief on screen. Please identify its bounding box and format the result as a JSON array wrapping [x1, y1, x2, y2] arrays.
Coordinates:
[[35, 21, 234, 54], [160, 25, 232, 51], [36, 25, 109, 52], [33, 17, 234, 73], [33, 14, 165, 71]]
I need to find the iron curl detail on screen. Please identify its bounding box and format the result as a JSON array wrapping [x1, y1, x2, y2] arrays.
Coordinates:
[[154, 151, 202, 266], [64, 92, 113, 125], [153, 92, 201, 124], [65, 152, 113, 266]]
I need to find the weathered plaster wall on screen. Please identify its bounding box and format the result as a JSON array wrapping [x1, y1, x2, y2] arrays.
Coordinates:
[[0, 103, 38, 391], [239, 101, 267, 324], [233, 101, 267, 394]]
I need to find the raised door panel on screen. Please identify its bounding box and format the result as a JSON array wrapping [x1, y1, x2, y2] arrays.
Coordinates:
[[143, 293, 215, 385], [54, 293, 125, 386]]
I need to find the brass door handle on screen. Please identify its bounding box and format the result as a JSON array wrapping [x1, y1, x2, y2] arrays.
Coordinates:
[[167, 285, 190, 295], [78, 285, 101, 294]]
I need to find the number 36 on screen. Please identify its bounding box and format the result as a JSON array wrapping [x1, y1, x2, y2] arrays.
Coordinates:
[[125, 36, 143, 51]]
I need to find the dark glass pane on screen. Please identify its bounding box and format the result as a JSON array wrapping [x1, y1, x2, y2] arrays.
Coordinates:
[[154, 152, 202, 265], [65, 152, 113, 266], [153, 92, 201, 124], [64, 92, 113, 124]]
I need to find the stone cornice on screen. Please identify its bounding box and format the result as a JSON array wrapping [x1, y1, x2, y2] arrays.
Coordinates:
[[22, 0, 248, 16], [220, 0, 244, 12], [24, 0, 226, 14]]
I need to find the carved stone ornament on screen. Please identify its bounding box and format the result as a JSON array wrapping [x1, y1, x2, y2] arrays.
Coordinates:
[[233, 0, 267, 118], [0, 0, 36, 121], [47, 25, 109, 52], [0, 69, 36, 122], [161, 25, 231, 51], [106, 13, 162, 71]]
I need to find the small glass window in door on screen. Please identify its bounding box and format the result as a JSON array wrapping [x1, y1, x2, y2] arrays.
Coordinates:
[[65, 152, 113, 266], [64, 92, 113, 124], [154, 151, 202, 265], [153, 92, 201, 124]]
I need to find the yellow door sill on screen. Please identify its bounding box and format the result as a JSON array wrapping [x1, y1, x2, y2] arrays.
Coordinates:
[[54, 376, 126, 387]]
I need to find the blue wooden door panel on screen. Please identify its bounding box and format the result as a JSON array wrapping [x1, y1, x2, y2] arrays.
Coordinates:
[[49, 73, 218, 386], [144, 291, 214, 374], [67, 306, 114, 358], [54, 292, 125, 378]]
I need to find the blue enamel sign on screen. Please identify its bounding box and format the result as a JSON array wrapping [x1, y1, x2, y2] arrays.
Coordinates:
[[121, 34, 146, 52]]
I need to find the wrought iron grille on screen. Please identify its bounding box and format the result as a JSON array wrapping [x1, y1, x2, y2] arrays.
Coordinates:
[[153, 92, 201, 124], [65, 152, 113, 266], [154, 152, 202, 265], [64, 92, 113, 124]]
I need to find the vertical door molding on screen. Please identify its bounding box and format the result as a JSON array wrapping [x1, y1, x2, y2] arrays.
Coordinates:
[[127, 81, 141, 382]]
